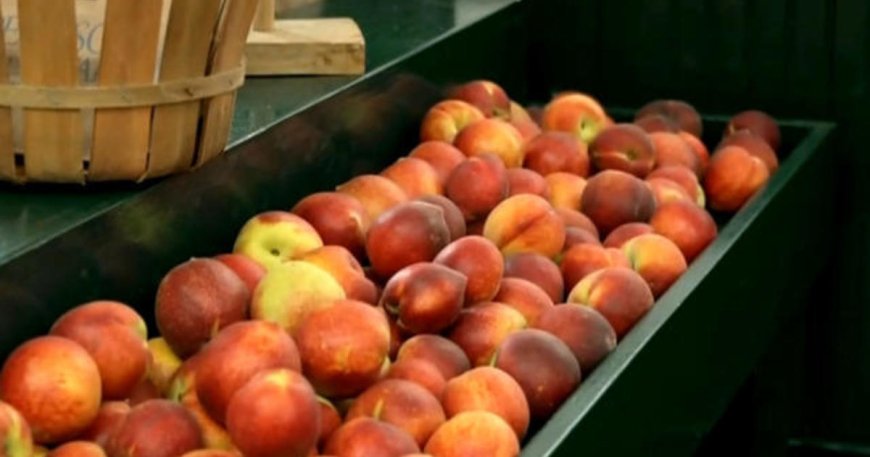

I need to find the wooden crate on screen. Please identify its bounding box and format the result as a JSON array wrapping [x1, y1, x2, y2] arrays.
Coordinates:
[[0, 0, 259, 184]]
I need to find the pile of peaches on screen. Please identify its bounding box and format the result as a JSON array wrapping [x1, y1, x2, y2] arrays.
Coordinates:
[[0, 80, 781, 457]]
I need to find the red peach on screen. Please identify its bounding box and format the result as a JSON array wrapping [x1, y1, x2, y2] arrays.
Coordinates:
[[563, 227, 602, 250], [556, 208, 600, 239], [381, 157, 443, 198], [560, 243, 631, 291], [292, 192, 371, 261], [503, 252, 564, 303], [541, 92, 609, 143], [635, 99, 703, 137], [444, 153, 508, 222], [567, 267, 655, 338], [534, 304, 617, 373], [506, 168, 549, 198], [336, 175, 409, 222], [589, 124, 656, 177], [545, 172, 587, 211], [419, 100, 485, 144], [622, 233, 688, 297], [725, 109, 781, 151], [76, 401, 130, 448], [649, 131, 701, 176], [602, 222, 654, 248], [492, 277, 555, 325], [105, 399, 202, 457], [510, 118, 543, 143], [424, 411, 520, 457], [385, 358, 448, 400], [703, 145, 770, 212], [317, 397, 342, 449], [581, 170, 657, 235], [634, 114, 680, 133], [447, 80, 511, 118], [448, 302, 527, 366], [646, 177, 694, 205], [648, 166, 706, 207], [483, 194, 566, 259], [49, 441, 105, 456], [325, 418, 420, 457], [409, 141, 466, 187], [650, 201, 718, 262], [396, 335, 471, 381], [380, 262, 467, 334], [214, 253, 267, 295], [298, 245, 378, 304], [678, 131, 710, 174], [716, 130, 779, 173], [440, 367, 529, 439], [434, 235, 504, 304], [416, 195, 466, 241], [233, 211, 324, 269], [523, 131, 590, 177], [346, 379, 446, 447], [366, 201, 451, 280], [454, 119, 525, 168]]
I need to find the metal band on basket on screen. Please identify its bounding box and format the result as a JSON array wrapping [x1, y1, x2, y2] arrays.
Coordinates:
[[0, 63, 246, 109]]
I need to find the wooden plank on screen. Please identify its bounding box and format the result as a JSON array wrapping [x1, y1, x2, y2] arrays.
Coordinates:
[[196, 0, 259, 167], [0, 1, 15, 181], [245, 18, 365, 76], [146, 0, 224, 178], [89, 0, 164, 181], [17, 0, 83, 182]]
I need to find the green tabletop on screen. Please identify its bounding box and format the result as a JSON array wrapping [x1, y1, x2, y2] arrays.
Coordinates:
[[0, 0, 513, 265]]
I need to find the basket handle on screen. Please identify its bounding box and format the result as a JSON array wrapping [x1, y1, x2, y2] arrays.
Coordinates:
[[0, 62, 245, 109]]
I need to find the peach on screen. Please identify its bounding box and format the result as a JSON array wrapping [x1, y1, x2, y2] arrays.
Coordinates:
[[483, 194, 566, 258], [226, 369, 320, 457], [602, 222, 654, 248], [648, 165, 706, 207], [416, 195, 466, 241], [506, 168, 549, 198], [381, 262, 467, 334], [292, 192, 371, 261], [233, 211, 324, 270], [589, 124, 656, 177], [651, 200, 718, 262], [336, 175, 409, 222], [447, 80, 511, 118], [704, 145, 770, 212], [48, 441, 105, 457], [716, 130, 779, 173], [649, 131, 701, 175], [448, 302, 526, 366], [503, 252, 564, 303], [561, 243, 630, 290], [0, 401, 33, 457], [635, 99, 703, 137], [251, 260, 346, 335], [75, 401, 129, 448], [580, 169, 657, 235], [347, 379, 446, 447], [317, 397, 342, 449], [299, 246, 378, 304], [567, 267, 655, 338], [534, 304, 617, 373], [419, 100, 485, 143], [385, 358, 448, 400], [679, 131, 710, 174], [523, 131, 590, 177], [366, 201, 451, 280], [434, 235, 504, 304], [105, 399, 202, 457], [556, 207, 600, 238], [545, 172, 587, 210], [510, 118, 542, 142], [424, 411, 520, 457], [725, 109, 781, 151], [49, 301, 148, 401], [155, 259, 249, 358], [622, 233, 688, 297], [169, 361, 235, 451], [128, 378, 162, 406], [194, 320, 301, 425], [541, 92, 609, 143], [180, 452, 240, 457], [0, 336, 101, 445], [563, 227, 602, 250], [409, 142, 466, 187], [634, 114, 679, 133], [296, 299, 391, 398], [494, 329, 581, 419], [509, 100, 532, 122], [444, 153, 508, 221], [324, 418, 420, 456], [441, 367, 529, 439], [492, 277, 554, 325], [647, 176, 693, 205], [214, 253, 267, 295], [453, 119, 524, 168], [381, 157, 443, 198], [396, 335, 471, 381]]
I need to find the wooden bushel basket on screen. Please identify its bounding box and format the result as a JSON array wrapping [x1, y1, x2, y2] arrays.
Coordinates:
[[0, 0, 259, 184]]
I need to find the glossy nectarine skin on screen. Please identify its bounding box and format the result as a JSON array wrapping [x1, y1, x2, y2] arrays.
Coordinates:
[[365, 201, 451, 280], [381, 262, 467, 334]]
